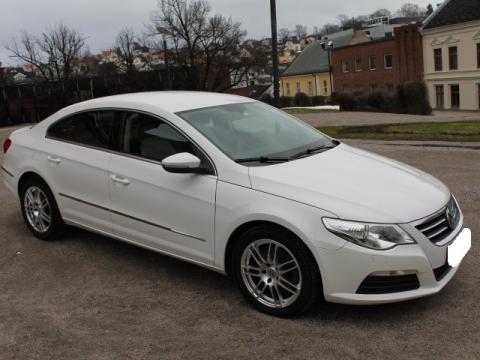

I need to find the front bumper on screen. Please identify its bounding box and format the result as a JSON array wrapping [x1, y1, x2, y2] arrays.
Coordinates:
[[313, 221, 468, 305]]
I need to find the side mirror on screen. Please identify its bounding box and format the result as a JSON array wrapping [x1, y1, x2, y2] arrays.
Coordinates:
[[161, 152, 205, 174]]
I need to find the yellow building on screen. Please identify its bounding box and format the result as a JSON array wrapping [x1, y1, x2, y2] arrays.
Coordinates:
[[280, 42, 333, 97]]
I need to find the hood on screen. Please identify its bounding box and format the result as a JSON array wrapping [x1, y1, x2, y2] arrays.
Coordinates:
[[248, 144, 450, 223]]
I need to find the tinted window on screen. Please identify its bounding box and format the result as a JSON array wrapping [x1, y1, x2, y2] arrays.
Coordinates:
[[120, 112, 198, 163], [48, 111, 114, 149], [70, 112, 113, 148], [48, 117, 74, 140]]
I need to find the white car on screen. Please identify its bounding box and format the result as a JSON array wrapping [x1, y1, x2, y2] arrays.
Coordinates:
[[2, 92, 471, 316]]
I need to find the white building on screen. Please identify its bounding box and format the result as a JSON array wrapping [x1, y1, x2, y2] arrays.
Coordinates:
[[422, 0, 480, 110]]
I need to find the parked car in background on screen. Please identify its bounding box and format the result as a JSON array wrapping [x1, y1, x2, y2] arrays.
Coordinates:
[[2, 92, 471, 316]]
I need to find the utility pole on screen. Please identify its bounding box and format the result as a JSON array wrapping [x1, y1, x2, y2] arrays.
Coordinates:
[[270, 0, 280, 107], [158, 27, 173, 90], [321, 40, 334, 95]]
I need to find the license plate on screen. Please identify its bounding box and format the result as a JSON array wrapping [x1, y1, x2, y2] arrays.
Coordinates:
[[448, 228, 471, 267]]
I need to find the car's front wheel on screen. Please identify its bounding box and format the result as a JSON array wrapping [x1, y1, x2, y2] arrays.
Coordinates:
[[20, 178, 65, 240], [233, 225, 322, 317]]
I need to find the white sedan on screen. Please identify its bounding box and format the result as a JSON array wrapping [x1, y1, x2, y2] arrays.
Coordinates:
[[2, 92, 471, 316]]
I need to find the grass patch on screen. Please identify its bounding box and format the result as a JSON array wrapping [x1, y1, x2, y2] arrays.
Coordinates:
[[319, 121, 480, 142]]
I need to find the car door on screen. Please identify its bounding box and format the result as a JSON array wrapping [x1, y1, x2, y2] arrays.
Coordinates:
[[44, 111, 113, 232], [108, 111, 217, 264]]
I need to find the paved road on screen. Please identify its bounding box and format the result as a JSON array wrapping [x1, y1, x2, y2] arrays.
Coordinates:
[[297, 110, 480, 127], [0, 127, 479, 359]]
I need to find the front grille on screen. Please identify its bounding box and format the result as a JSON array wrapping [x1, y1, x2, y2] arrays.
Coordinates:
[[415, 198, 459, 244], [357, 274, 420, 294], [433, 262, 451, 281]]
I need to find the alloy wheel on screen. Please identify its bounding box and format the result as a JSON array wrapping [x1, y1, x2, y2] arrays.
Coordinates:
[[24, 186, 52, 233], [240, 239, 302, 308]]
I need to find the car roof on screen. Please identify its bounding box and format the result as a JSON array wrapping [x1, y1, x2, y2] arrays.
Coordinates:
[[77, 91, 254, 114]]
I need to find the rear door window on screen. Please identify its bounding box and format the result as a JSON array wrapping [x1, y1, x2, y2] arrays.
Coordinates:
[[48, 111, 116, 149]]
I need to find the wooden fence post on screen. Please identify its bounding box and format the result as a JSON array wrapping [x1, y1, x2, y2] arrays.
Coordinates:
[[2, 87, 11, 126], [33, 83, 40, 122], [76, 80, 81, 101], [90, 78, 94, 99], [18, 86, 26, 123]]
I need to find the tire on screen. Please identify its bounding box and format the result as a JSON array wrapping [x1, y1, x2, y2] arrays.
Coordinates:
[[20, 178, 66, 240], [232, 225, 322, 317]]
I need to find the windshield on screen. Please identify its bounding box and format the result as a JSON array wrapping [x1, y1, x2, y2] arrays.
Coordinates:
[[177, 102, 334, 163]]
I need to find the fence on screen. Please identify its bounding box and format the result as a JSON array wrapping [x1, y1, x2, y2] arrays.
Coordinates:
[[0, 68, 185, 127]]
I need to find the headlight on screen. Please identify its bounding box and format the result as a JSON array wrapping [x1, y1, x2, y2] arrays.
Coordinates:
[[322, 218, 415, 250]]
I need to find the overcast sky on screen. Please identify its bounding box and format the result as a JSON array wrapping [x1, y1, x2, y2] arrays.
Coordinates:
[[1, 0, 433, 66]]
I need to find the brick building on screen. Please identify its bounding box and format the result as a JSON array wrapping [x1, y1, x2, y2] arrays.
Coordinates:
[[331, 24, 424, 94]]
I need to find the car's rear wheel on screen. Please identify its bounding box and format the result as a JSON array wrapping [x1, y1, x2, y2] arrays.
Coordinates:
[[20, 178, 65, 240], [232, 225, 322, 317]]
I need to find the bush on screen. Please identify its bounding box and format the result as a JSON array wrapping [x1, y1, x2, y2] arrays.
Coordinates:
[[310, 96, 327, 106], [279, 96, 293, 108], [396, 81, 432, 115], [260, 94, 273, 105], [331, 81, 432, 115], [366, 91, 389, 112], [331, 92, 360, 111], [294, 92, 311, 107]]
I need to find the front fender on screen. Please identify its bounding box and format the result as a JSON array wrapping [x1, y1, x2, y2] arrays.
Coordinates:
[[214, 180, 346, 270]]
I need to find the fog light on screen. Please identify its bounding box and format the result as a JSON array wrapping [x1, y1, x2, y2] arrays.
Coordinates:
[[370, 270, 417, 276]]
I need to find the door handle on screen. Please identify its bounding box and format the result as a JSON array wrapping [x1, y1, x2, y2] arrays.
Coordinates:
[[47, 155, 61, 164], [110, 174, 130, 185]]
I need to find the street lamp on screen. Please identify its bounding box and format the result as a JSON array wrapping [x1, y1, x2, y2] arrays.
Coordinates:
[[270, 0, 280, 107], [321, 40, 334, 95], [158, 27, 172, 90]]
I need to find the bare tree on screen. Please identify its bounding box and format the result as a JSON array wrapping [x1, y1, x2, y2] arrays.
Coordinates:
[[6, 23, 86, 85], [396, 3, 426, 17], [321, 23, 341, 36], [294, 24, 307, 40], [151, 0, 249, 92], [278, 28, 290, 41], [370, 8, 392, 19], [115, 28, 141, 73], [337, 14, 367, 29]]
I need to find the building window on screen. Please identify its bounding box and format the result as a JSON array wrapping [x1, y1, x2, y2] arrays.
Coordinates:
[[323, 80, 328, 94], [434, 48, 443, 71], [435, 85, 444, 109], [368, 56, 377, 70], [448, 46, 458, 70], [307, 81, 314, 96], [478, 84, 480, 109], [355, 57, 362, 71], [450, 84, 460, 109], [343, 85, 351, 94], [296, 81, 301, 93], [384, 54, 393, 69], [477, 43, 480, 69], [385, 83, 394, 95], [285, 82, 291, 96], [370, 84, 379, 92], [342, 60, 350, 73]]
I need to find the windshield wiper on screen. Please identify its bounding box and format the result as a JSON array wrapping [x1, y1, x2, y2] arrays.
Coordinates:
[[235, 156, 290, 163], [290, 143, 338, 160]]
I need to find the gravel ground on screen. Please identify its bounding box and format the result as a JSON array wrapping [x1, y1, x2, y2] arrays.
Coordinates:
[[0, 126, 479, 359], [297, 110, 480, 127]]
